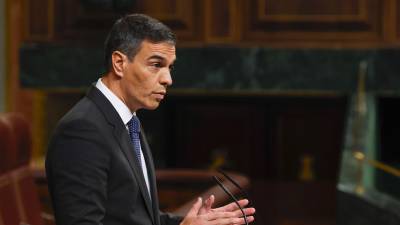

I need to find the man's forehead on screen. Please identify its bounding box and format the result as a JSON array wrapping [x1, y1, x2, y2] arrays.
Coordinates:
[[141, 40, 176, 55], [137, 42, 175, 64]]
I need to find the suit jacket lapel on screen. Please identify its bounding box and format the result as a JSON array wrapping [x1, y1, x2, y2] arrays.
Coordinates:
[[140, 131, 161, 225], [117, 128, 155, 222], [86, 85, 155, 224]]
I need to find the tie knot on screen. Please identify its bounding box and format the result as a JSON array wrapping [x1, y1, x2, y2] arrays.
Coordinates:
[[127, 115, 141, 133]]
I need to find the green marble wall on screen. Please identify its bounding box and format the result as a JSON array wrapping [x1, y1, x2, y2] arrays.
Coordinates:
[[20, 44, 400, 222], [21, 44, 400, 92]]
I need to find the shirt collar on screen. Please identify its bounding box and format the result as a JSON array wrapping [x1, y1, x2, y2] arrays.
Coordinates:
[[95, 78, 135, 125]]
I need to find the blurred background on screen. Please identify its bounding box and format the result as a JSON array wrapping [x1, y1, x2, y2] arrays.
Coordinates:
[[2, 0, 400, 225]]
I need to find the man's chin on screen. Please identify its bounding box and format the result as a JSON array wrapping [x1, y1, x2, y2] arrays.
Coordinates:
[[144, 102, 160, 110]]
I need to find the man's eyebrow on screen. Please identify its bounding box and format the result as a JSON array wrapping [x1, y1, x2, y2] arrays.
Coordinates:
[[148, 55, 177, 65], [147, 55, 165, 61]]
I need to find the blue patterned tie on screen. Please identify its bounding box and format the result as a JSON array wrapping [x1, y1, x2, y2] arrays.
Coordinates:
[[127, 115, 142, 167]]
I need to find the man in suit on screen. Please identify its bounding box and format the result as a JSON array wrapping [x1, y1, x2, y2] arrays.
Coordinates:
[[46, 14, 255, 225]]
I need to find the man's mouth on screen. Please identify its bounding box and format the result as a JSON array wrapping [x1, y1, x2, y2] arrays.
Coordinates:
[[153, 91, 166, 101]]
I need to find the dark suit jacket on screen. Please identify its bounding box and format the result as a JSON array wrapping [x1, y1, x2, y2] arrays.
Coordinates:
[[46, 85, 182, 225]]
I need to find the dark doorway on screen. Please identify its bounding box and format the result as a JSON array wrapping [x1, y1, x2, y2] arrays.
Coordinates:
[[377, 96, 400, 200]]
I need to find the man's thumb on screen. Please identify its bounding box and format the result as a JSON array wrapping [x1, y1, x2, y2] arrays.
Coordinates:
[[187, 197, 202, 217]]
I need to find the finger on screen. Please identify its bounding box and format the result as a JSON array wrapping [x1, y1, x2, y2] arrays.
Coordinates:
[[207, 207, 255, 221], [186, 197, 203, 217], [210, 216, 250, 225], [214, 199, 250, 212], [203, 211, 238, 221], [205, 195, 214, 210], [232, 207, 256, 216], [232, 216, 255, 225], [199, 195, 215, 214]]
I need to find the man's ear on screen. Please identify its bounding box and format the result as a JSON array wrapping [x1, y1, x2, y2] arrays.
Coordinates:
[[111, 51, 126, 78]]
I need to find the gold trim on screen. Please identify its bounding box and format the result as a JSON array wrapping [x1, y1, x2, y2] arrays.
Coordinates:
[[367, 159, 400, 177], [356, 61, 367, 114], [1, 0, 6, 112], [4, 0, 10, 111], [32, 91, 46, 160], [353, 151, 400, 177], [353, 151, 365, 194]]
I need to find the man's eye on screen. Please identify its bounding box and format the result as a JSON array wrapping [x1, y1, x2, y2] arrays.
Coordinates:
[[152, 62, 162, 68], [169, 65, 174, 72]]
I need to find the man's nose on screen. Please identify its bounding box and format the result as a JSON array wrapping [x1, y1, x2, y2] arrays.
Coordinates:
[[160, 69, 173, 86]]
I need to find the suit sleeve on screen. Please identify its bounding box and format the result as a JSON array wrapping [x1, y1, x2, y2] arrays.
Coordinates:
[[159, 212, 183, 225], [46, 119, 110, 225]]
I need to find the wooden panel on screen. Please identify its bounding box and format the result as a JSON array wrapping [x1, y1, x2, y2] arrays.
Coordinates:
[[21, 0, 400, 46], [51, 0, 202, 42], [382, 0, 396, 42], [53, 0, 123, 41], [140, 0, 182, 19], [23, 0, 53, 41], [395, 0, 400, 40], [172, 102, 268, 178], [7, 0, 35, 136], [242, 0, 383, 43], [251, 181, 336, 225], [141, 0, 203, 42], [261, 0, 362, 20], [204, 0, 239, 43], [272, 106, 345, 180]]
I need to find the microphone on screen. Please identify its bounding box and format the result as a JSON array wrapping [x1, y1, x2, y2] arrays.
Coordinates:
[[217, 169, 251, 204], [212, 175, 249, 225]]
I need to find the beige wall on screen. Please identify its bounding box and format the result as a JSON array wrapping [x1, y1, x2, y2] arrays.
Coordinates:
[[0, 0, 5, 112]]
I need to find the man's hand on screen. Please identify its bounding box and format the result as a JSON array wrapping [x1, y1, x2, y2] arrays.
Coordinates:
[[180, 197, 255, 225], [198, 195, 214, 215]]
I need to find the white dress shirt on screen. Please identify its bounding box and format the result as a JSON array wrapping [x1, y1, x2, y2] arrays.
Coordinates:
[[95, 78, 151, 197]]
